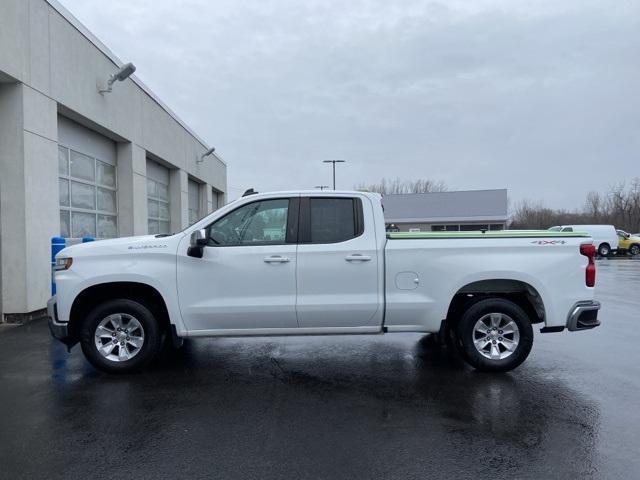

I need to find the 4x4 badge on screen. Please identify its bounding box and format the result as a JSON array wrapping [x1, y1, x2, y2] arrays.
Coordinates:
[[531, 240, 566, 245]]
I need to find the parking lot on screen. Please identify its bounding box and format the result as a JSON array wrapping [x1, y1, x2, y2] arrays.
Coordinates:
[[0, 258, 638, 479]]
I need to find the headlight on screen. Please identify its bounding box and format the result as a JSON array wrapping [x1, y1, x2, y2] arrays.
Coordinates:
[[55, 257, 73, 271]]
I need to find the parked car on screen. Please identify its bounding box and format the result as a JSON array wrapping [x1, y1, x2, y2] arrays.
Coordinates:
[[48, 190, 601, 374], [548, 225, 617, 257], [616, 230, 640, 256]]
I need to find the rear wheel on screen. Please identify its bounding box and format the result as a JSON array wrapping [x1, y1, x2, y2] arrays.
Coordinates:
[[80, 299, 162, 373], [456, 298, 533, 372], [630, 244, 640, 256], [598, 243, 611, 257]]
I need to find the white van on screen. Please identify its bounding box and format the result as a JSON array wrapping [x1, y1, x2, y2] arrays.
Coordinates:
[[548, 224, 617, 256]]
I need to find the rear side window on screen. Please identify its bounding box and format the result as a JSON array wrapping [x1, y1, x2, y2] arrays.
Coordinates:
[[308, 198, 363, 244], [562, 227, 573, 232]]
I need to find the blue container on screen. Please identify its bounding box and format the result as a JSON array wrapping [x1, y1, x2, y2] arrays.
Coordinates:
[[51, 236, 66, 295]]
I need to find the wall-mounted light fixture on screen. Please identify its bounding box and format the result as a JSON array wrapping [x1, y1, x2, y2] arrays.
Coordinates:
[[197, 147, 216, 164], [98, 62, 136, 94]]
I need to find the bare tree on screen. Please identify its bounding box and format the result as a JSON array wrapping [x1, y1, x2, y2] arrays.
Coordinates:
[[509, 178, 640, 232], [355, 177, 448, 195]]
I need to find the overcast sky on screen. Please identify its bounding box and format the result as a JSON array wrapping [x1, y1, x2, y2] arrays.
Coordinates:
[[60, 0, 639, 208]]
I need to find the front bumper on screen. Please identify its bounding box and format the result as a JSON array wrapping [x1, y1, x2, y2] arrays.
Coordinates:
[[47, 296, 73, 346], [566, 300, 601, 331]]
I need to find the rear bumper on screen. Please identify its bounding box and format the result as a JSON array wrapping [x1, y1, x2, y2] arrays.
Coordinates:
[[47, 296, 73, 345], [566, 300, 601, 331]]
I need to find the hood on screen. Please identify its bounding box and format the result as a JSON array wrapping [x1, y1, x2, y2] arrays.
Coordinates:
[[57, 234, 181, 258]]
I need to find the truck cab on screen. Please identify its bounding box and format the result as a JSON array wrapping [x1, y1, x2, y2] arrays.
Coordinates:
[[176, 192, 385, 334]]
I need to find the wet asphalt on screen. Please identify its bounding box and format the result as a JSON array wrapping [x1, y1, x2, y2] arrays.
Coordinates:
[[1, 259, 639, 480]]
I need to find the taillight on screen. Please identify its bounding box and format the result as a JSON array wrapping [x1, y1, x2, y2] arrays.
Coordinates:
[[580, 244, 596, 287]]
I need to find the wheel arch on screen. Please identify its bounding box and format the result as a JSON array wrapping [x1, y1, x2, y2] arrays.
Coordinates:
[[68, 282, 171, 342], [446, 279, 546, 327]]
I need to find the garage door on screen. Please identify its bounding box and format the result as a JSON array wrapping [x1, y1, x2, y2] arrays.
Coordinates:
[[188, 179, 200, 224], [57, 116, 117, 239]]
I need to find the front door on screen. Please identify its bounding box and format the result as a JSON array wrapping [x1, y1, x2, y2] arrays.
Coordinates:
[[177, 197, 299, 332]]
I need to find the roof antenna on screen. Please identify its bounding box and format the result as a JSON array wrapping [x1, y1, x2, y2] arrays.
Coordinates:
[[242, 188, 258, 197]]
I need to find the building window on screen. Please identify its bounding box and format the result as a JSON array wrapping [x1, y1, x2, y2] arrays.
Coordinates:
[[430, 225, 459, 231], [212, 188, 222, 210], [188, 179, 200, 225], [58, 145, 117, 238], [147, 177, 170, 234], [431, 224, 503, 232], [459, 224, 489, 231]]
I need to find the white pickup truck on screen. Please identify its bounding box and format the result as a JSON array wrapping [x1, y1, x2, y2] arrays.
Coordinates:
[[48, 190, 601, 374]]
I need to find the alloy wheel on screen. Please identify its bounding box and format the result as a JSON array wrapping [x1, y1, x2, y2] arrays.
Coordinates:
[[472, 313, 520, 360], [94, 313, 145, 362]]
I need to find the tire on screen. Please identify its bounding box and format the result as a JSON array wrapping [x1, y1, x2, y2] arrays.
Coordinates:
[[456, 298, 533, 372], [598, 243, 610, 257], [630, 244, 640, 256], [80, 299, 162, 373]]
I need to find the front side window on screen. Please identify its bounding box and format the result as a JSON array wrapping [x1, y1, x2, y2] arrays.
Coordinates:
[[207, 199, 289, 246], [58, 145, 117, 239], [309, 198, 361, 243]]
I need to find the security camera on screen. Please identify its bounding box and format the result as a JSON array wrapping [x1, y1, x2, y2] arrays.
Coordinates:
[[98, 62, 137, 94]]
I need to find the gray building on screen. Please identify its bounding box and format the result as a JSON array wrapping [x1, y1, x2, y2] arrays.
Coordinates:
[[0, 0, 227, 320], [382, 189, 508, 232]]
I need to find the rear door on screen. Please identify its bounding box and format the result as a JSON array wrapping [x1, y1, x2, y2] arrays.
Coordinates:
[[295, 195, 382, 329]]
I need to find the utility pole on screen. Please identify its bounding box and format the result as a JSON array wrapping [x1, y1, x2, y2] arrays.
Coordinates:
[[314, 185, 330, 190], [323, 160, 345, 190]]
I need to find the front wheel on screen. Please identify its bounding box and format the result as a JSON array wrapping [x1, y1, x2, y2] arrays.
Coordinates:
[[630, 244, 640, 256], [456, 298, 533, 372], [80, 299, 162, 373]]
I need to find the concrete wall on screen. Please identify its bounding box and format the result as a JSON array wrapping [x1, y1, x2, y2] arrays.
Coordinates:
[[0, 83, 59, 313], [0, 0, 227, 318]]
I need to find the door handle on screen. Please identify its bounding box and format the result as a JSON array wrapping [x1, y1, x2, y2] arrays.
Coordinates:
[[264, 255, 290, 263], [345, 254, 372, 262]]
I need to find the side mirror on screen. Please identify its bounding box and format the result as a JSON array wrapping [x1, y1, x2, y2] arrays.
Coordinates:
[[187, 229, 207, 258], [190, 229, 207, 246]]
